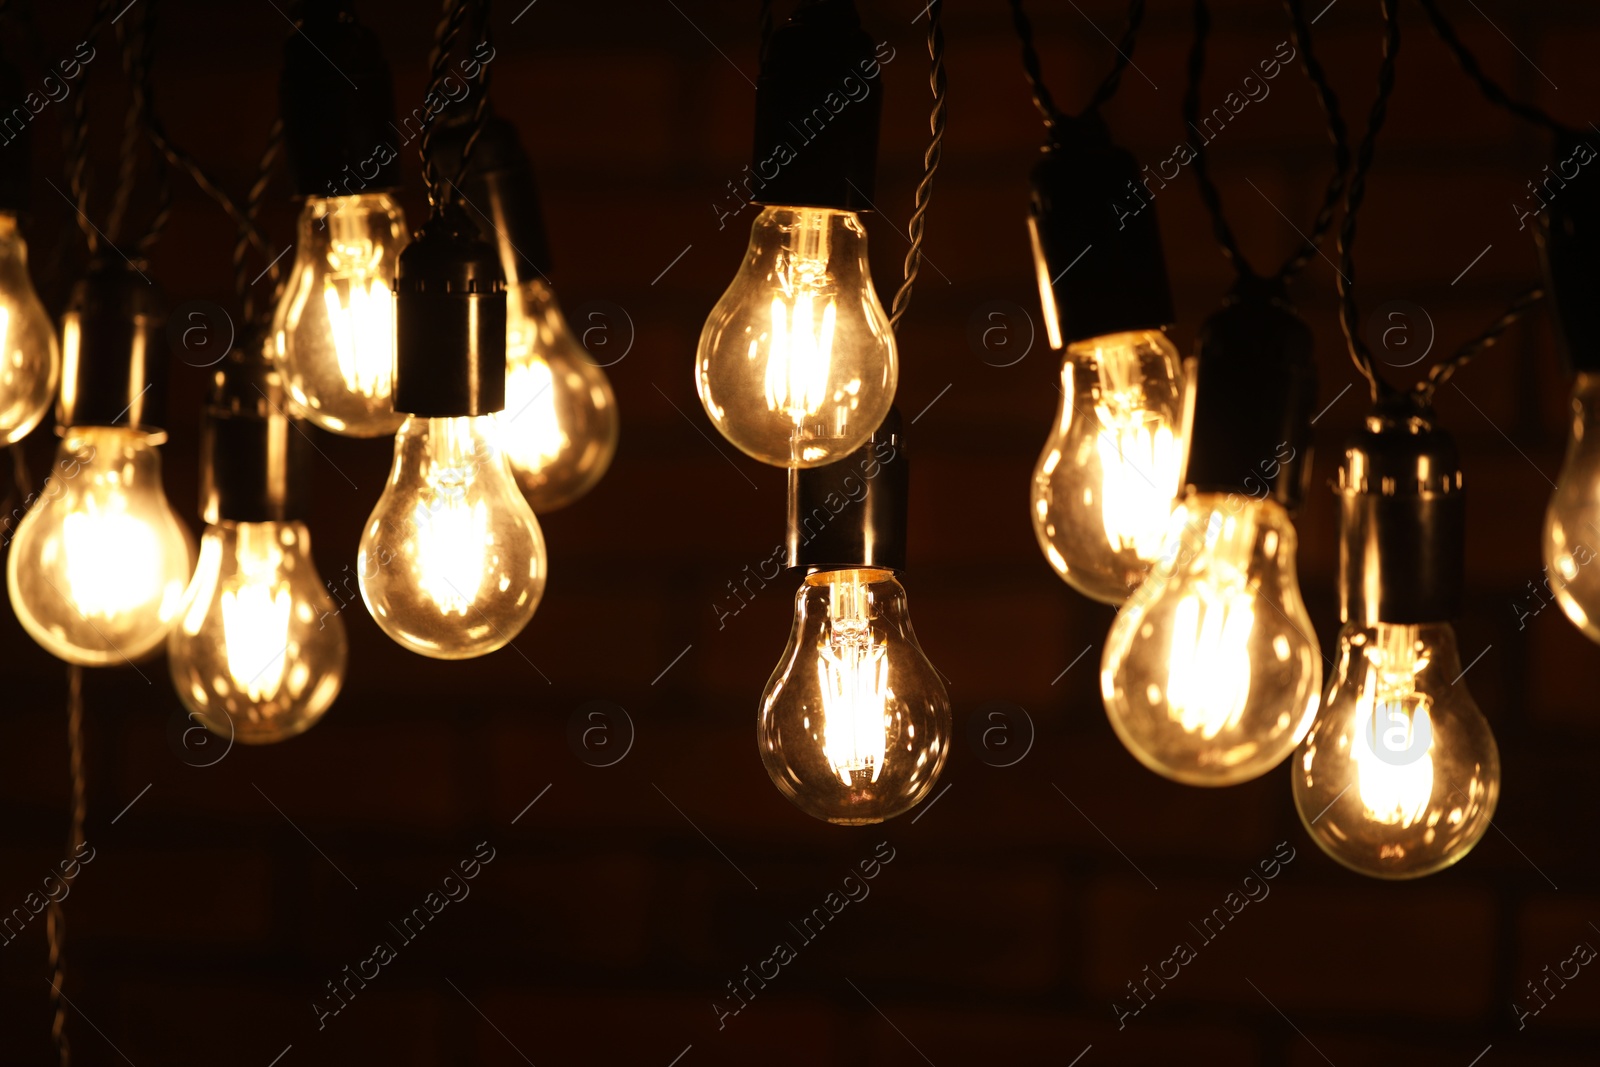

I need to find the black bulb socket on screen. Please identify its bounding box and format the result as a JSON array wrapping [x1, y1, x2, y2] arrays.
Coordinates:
[[431, 104, 552, 285], [750, 0, 883, 212], [57, 260, 167, 434], [1337, 397, 1465, 625], [393, 207, 507, 418], [1184, 275, 1317, 510], [787, 408, 908, 572], [1536, 131, 1600, 374], [280, 0, 401, 198], [200, 334, 310, 525], [1028, 115, 1175, 346]]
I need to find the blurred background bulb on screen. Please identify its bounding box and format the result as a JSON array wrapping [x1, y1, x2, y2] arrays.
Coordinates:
[[0, 213, 59, 442], [169, 521, 346, 743], [8, 427, 193, 665], [1031, 329, 1187, 603], [1543, 371, 1600, 640], [359, 415, 545, 659], [497, 279, 618, 511], [1293, 622, 1500, 878], [273, 193, 407, 437], [759, 567, 949, 824], [697, 206, 895, 468], [1101, 493, 1321, 785]]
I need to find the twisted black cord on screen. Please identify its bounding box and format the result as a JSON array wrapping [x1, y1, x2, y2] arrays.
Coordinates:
[[1007, 0, 1063, 135], [1417, 286, 1545, 403], [145, 100, 274, 271], [1086, 0, 1146, 113], [420, 0, 473, 214], [121, 0, 171, 260], [235, 119, 285, 327], [46, 665, 86, 1067], [450, 5, 493, 191], [887, 0, 944, 334], [1182, 0, 1251, 276], [104, 10, 144, 244], [1335, 0, 1402, 403], [66, 0, 118, 255], [1417, 0, 1572, 136], [1277, 0, 1350, 284]]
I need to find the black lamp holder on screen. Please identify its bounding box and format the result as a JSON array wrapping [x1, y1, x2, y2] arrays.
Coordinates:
[[57, 260, 167, 434], [200, 334, 311, 524], [786, 407, 909, 573], [431, 103, 552, 286]]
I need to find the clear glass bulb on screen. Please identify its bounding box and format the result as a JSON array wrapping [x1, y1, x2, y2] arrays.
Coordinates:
[[1031, 330, 1188, 604], [7, 426, 194, 665], [358, 415, 546, 659], [696, 206, 896, 468], [1101, 493, 1322, 785], [169, 521, 347, 744], [1544, 371, 1600, 640], [497, 279, 619, 511], [759, 567, 950, 825], [272, 193, 407, 437], [1293, 622, 1500, 878], [0, 213, 59, 443]]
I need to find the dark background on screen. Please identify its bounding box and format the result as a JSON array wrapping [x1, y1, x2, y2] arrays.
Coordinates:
[[1, 1, 1598, 1063]]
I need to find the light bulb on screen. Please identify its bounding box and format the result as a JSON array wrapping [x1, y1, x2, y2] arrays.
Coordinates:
[[497, 279, 618, 511], [1031, 330, 1187, 603], [759, 567, 950, 824], [0, 213, 59, 443], [1544, 371, 1600, 639], [273, 193, 407, 437], [169, 521, 346, 743], [7, 427, 194, 665], [1101, 493, 1322, 785], [1293, 622, 1500, 878], [697, 206, 895, 468], [358, 415, 545, 659]]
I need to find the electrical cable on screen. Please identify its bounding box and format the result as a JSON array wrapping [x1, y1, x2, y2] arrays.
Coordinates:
[[1418, 285, 1545, 403], [1417, 0, 1572, 137], [65, 0, 119, 255], [45, 665, 86, 1067], [419, 0, 475, 215], [886, 0, 944, 335], [1008, 0, 1145, 135]]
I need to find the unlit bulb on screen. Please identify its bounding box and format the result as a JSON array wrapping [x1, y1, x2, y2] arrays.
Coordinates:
[[697, 206, 895, 468], [498, 279, 618, 511], [1293, 622, 1500, 878], [1101, 493, 1321, 785], [273, 193, 407, 437], [759, 567, 949, 824], [359, 415, 545, 659], [169, 521, 346, 743], [1031, 330, 1187, 603], [7, 427, 193, 665], [1544, 371, 1600, 640], [0, 213, 58, 443]]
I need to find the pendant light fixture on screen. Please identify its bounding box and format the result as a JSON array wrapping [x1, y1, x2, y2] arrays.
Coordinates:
[[1010, 0, 1187, 606], [273, 0, 408, 438], [169, 335, 347, 743], [1293, 400, 1500, 878], [434, 104, 619, 512], [0, 57, 59, 445], [696, 0, 896, 469], [357, 0, 547, 660]]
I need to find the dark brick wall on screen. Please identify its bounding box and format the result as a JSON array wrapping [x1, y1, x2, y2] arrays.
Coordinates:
[[1, 1, 1597, 1064]]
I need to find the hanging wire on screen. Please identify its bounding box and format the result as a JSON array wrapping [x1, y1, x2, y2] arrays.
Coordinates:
[[1277, 0, 1351, 284], [450, 6, 493, 191], [419, 0, 475, 214], [235, 118, 285, 327], [886, 0, 944, 335], [1417, 0, 1572, 137], [1335, 0, 1402, 403], [1182, 0, 1251, 275], [46, 665, 86, 1067], [65, 0, 119, 255], [1008, 0, 1146, 137], [1417, 285, 1545, 404], [116, 0, 171, 261]]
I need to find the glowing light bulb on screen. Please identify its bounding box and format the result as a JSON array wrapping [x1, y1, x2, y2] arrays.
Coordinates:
[[697, 206, 895, 468], [358, 415, 545, 659], [1031, 330, 1187, 603], [169, 521, 346, 743], [1293, 622, 1500, 878], [0, 213, 58, 443], [7, 427, 194, 665], [1101, 493, 1321, 785], [273, 193, 407, 437], [759, 567, 949, 824], [1543, 371, 1600, 639], [497, 279, 618, 511]]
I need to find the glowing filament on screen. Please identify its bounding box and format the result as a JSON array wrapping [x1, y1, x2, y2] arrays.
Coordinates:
[[1091, 338, 1184, 559], [410, 420, 491, 616], [765, 291, 835, 421], [1352, 629, 1435, 827], [503, 355, 568, 470], [322, 272, 394, 400], [220, 526, 292, 701], [61, 493, 163, 620], [817, 573, 890, 785], [1165, 581, 1256, 739]]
